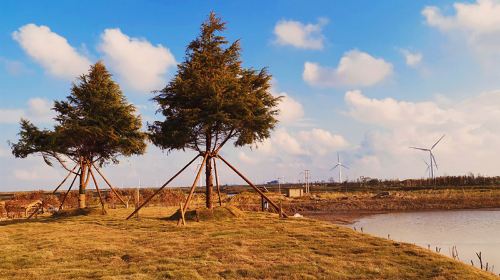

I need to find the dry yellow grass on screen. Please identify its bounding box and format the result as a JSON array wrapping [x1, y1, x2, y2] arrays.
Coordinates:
[[0, 207, 496, 279]]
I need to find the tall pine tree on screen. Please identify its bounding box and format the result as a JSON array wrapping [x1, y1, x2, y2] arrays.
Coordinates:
[[11, 62, 147, 208], [149, 12, 280, 208]]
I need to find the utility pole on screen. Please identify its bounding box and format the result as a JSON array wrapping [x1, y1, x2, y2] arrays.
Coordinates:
[[278, 177, 281, 194], [304, 170, 310, 193]]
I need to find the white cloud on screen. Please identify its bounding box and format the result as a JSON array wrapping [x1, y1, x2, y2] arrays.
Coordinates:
[[28, 98, 50, 116], [422, 0, 500, 58], [273, 129, 306, 156], [303, 50, 393, 88], [297, 128, 349, 156], [275, 92, 304, 124], [0, 98, 54, 124], [400, 49, 423, 67], [99, 28, 177, 92], [423, 0, 500, 33], [344, 89, 500, 178], [254, 128, 348, 158], [274, 18, 327, 50], [12, 24, 91, 80], [344, 90, 456, 127], [14, 165, 60, 182], [237, 151, 257, 165]]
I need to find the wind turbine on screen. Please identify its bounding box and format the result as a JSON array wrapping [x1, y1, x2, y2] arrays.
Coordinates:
[[410, 135, 445, 179], [331, 153, 349, 183], [423, 160, 431, 178]]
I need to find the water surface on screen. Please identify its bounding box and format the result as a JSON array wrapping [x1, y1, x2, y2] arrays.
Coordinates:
[[352, 209, 500, 272]]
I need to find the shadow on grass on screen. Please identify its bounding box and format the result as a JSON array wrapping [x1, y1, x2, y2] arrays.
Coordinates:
[[0, 207, 108, 227]]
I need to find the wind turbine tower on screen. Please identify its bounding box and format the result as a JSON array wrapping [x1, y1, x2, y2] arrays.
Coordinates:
[[331, 153, 349, 183], [410, 135, 445, 179]]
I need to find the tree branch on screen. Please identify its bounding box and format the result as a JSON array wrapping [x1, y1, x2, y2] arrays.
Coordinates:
[[47, 152, 80, 175], [213, 129, 234, 154]]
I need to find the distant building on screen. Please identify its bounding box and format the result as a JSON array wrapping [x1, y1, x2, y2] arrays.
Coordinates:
[[286, 188, 303, 198], [266, 180, 279, 185]]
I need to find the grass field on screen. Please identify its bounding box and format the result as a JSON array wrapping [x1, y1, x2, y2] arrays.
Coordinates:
[[0, 207, 496, 279]]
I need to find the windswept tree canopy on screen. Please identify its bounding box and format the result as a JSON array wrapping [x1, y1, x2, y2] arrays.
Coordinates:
[[149, 12, 280, 153], [11, 62, 147, 168]]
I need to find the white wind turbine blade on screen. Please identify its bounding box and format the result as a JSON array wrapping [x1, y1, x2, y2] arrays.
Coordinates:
[[430, 152, 438, 170], [423, 160, 431, 176], [337, 152, 340, 163], [431, 134, 445, 150], [341, 164, 350, 169], [410, 147, 429, 152], [331, 164, 340, 171]]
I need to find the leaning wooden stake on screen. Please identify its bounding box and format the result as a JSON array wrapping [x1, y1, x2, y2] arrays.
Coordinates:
[[89, 166, 106, 212], [182, 153, 209, 213], [179, 202, 186, 226], [58, 170, 80, 210], [216, 154, 288, 218], [53, 164, 78, 193], [92, 163, 128, 208], [126, 154, 201, 220], [134, 188, 140, 219], [27, 165, 79, 219], [279, 200, 283, 219], [213, 158, 222, 207]]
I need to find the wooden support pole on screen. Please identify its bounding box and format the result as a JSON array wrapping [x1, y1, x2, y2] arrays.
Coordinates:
[[58, 170, 80, 210], [26, 202, 41, 219], [92, 163, 128, 208], [279, 200, 283, 219], [213, 158, 222, 207], [126, 154, 201, 220], [53, 164, 78, 194], [134, 188, 140, 219], [179, 202, 186, 226], [182, 153, 209, 213], [27, 165, 80, 219], [216, 154, 288, 218], [89, 165, 106, 212]]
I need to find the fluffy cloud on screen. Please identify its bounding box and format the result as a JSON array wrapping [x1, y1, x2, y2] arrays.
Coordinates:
[[0, 98, 54, 124], [303, 50, 393, 88], [344, 90, 500, 178], [400, 49, 423, 67], [344, 90, 456, 127], [254, 128, 348, 158], [12, 24, 91, 80], [274, 18, 327, 50], [99, 28, 177, 92], [14, 165, 60, 182], [297, 128, 349, 156], [275, 92, 304, 124], [423, 0, 500, 33], [422, 0, 500, 58]]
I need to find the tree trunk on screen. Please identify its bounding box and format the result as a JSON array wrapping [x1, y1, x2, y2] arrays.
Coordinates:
[[205, 155, 214, 209], [78, 161, 87, 209]]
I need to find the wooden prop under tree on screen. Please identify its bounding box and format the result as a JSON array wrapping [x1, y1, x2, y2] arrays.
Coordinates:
[[27, 161, 129, 218], [127, 12, 287, 220], [127, 151, 288, 220], [10, 62, 147, 213]]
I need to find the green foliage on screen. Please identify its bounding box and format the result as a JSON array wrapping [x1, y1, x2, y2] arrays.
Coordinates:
[[149, 12, 280, 153], [10, 62, 146, 166]]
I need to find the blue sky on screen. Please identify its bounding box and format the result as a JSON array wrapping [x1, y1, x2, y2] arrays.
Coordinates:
[[2, 0, 500, 191]]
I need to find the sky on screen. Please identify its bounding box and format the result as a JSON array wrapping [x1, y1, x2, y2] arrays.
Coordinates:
[[2, 0, 500, 191]]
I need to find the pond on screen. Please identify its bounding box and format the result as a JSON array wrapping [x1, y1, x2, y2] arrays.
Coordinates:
[[352, 209, 500, 273]]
